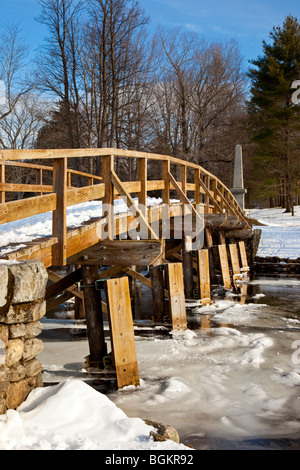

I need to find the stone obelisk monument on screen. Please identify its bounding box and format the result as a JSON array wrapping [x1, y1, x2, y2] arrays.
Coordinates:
[[231, 144, 247, 210]]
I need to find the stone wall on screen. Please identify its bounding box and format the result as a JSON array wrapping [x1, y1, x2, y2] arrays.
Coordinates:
[[0, 260, 48, 414]]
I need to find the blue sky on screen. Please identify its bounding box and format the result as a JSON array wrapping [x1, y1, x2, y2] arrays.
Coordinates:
[[0, 0, 299, 68]]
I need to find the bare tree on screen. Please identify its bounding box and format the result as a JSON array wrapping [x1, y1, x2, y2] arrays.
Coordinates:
[[0, 93, 49, 149], [36, 0, 84, 148], [0, 24, 34, 124], [151, 28, 248, 182]]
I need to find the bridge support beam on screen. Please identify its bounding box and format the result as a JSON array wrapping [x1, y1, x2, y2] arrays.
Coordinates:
[[150, 265, 165, 321], [82, 265, 107, 368]]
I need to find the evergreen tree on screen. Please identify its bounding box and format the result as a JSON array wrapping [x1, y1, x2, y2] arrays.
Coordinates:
[[247, 15, 300, 214]]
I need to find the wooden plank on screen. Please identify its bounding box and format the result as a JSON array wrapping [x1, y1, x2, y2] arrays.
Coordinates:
[[218, 244, 232, 290], [102, 155, 115, 240], [67, 183, 105, 207], [82, 265, 107, 367], [167, 263, 187, 330], [239, 241, 249, 271], [229, 243, 242, 289], [182, 242, 193, 299], [46, 268, 82, 300], [138, 157, 147, 218], [197, 249, 211, 306], [67, 239, 163, 266], [162, 160, 170, 205], [0, 163, 5, 203], [150, 266, 165, 320], [194, 168, 200, 205], [198, 177, 223, 213], [105, 277, 139, 388], [123, 267, 152, 290], [168, 172, 201, 222], [46, 291, 73, 313], [52, 158, 67, 266], [0, 193, 56, 225], [180, 165, 187, 195], [0, 183, 53, 193], [111, 169, 158, 240]]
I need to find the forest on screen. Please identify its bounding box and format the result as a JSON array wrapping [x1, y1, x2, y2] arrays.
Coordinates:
[[0, 0, 299, 212]]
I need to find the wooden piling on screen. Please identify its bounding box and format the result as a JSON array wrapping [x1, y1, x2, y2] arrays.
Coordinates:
[[105, 277, 140, 388], [229, 243, 242, 288], [82, 265, 107, 368], [167, 263, 187, 330], [150, 265, 165, 321], [182, 238, 194, 299], [238, 241, 249, 273], [218, 244, 232, 290], [197, 249, 211, 306]]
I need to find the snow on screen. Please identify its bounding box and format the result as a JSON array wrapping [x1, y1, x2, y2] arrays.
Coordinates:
[[0, 197, 165, 256], [247, 206, 300, 259], [0, 205, 299, 450], [0, 380, 188, 450]]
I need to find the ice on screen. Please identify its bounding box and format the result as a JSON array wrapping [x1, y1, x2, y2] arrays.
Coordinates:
[[0, 205, 299, 449]]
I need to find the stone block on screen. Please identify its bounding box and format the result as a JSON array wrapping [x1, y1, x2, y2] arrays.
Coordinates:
[[24, 358, 43, 378], [6, 379, 30, 410], [22, 338, 43, 362], [9, 363, 26, 382], [26, 372, 43, 389], [9, 323, 26, 339], [9, 260, 48, 304], [0, 265, 8, 307], [0, 395, 6, 414], [6, 338, 24, 367], [0, 325, 8, 366], [0, 366, 9, 392], [0, 300, 46, 325], [24, 321, 43, 339]]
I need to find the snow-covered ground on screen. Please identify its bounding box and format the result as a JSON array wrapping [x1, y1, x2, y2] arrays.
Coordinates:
[[0, 206, 299, 450], [248, 206, 300, 259]]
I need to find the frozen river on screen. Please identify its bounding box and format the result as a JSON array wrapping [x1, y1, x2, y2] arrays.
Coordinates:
[[38, 275, 300, 450]]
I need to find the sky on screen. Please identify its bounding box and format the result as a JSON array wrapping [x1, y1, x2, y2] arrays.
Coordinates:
[[0, 0, 299, 69]]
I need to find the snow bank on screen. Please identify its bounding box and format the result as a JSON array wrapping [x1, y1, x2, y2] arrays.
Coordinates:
[[0, 379, 189, 450]]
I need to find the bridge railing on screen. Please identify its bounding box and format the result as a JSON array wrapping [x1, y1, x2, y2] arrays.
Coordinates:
[[0, 148, 252, 265]]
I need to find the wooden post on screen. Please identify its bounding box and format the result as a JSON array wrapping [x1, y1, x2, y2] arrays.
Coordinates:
[[138, 157, 147, 218], [150, 265, 165, 321], [0, 162, 5, 204], [162, 159, 170, 206], [52, 158, 67, 266], [197, 249, 211, 306], [205, 227, 215, 284], [182, 238, 193, 299], [82, 265, 107, 368], [106, 277, 140, 388], [194, 168, 200, 205], [239, 241, 249, 272], [218, 244, 232, 289], [204, 175, 210, 213], [229, 243, 242, 288], [180, 164, 187, 196], [229, 243, 241, 277], [167, 263, 187, 330], [102, 155, 114, 240]]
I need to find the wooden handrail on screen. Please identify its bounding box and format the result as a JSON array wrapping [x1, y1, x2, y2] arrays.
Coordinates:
[[0, 148, 252, 265]]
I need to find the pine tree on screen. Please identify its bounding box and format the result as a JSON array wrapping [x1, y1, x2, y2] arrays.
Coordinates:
[[247, 15, 300, 214]]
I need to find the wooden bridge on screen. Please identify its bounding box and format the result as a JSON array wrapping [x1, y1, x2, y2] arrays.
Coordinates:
[[0, 148, 254, 388]]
